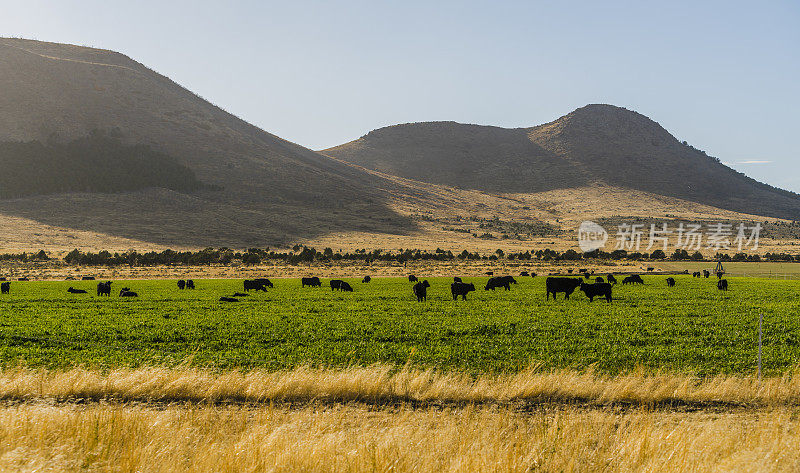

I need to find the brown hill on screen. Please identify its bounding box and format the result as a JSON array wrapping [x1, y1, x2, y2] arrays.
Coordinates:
[[0, 38, 412, 247], [324, 104, 800, 220]]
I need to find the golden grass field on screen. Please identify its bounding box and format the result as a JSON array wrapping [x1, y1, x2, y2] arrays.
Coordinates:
[[0, 365, 799, 472]]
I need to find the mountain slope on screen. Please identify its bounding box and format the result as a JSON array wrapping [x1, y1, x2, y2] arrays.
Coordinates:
[[0, 38, 412, 246], [324, 104, 800, 220]]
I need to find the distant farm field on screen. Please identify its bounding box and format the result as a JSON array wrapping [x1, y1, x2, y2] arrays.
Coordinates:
[[0, 276, 798, 375]]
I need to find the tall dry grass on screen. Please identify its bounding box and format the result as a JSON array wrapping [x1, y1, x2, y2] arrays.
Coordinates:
[[0, 364, 799, 407], [0, 403, 798, 472]]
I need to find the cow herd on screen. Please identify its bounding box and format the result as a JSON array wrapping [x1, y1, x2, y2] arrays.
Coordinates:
[[0, 269, 732, 303]]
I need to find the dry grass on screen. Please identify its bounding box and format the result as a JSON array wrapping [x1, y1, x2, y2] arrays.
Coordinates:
[[2, 364, 800, 408], [0, 402, 798, 472]]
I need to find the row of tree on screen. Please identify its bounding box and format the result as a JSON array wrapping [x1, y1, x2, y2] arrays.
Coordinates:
[[0, 246, 790, 266]]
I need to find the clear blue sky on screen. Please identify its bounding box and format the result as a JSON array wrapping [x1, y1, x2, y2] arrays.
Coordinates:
[[3, 1, 799, 191]]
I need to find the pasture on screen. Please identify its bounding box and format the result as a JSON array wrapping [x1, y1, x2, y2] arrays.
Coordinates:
[[0, 275, 798, 375]]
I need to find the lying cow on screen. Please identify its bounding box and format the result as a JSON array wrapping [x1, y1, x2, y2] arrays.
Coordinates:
[[413, 280, 430, 302], [545, 277, 583, 301], [579, 282, 612, 302], [451, 282, 475, 300], [67, 287, 87, 294], [119, 288, 138, 297]]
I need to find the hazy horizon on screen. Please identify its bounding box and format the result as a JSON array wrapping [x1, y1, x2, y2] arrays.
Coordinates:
[[2, 0, 798, 192]]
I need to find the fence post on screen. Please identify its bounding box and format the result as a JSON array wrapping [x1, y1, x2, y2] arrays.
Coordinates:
[[758, 312, 763, 381]]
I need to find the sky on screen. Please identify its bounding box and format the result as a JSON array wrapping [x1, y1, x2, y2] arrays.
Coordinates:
[[2, 0, 799, 191]]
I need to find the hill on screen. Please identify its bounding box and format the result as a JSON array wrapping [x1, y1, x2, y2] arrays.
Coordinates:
[[0, 38, 412, 247], [323, 105, 800, 220]]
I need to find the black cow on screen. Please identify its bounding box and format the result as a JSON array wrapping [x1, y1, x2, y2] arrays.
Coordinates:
[[646, 267, 655, 272], [595, 277, 605, 283], [362, 276, 371, 283], [692, 272, 701, 278], [451, 282, 475, 300], [578, 268, 588, 273], [244, 280, 267, 292], [530, 273, 537, 278], [607, 274, 618, 285], [119, 288, 138, 297], [0, 277, 6, 281], [520, 271, 529, 277], [340, 281, 353, 292], [716, 271, 725, 279], [67, 287, 87, 294], [408, 275, 418, 282], [330, 279, 344, 291], [186, 279, 195, 289], [177, 279, 186, 290], [253, 278, 272, 288], [81, 276, 96, 281], [579, 282, 612, 302], [583, 273, 592, 280], [17, 277, 29, 281], [703, 270, 710, 278], [413, 280, 430, 301], [485, 276, 516, 291], [302, 277, 322, 288], [453, 277, 463, 283], [717, 279, 728, 291], [545, 277, 583, 300], [622, 275, 644, 285], [97, 281, 112, 296], [219, 297, 239, 302], [0, 282, 9, 294], [666, 277, 676, 287]]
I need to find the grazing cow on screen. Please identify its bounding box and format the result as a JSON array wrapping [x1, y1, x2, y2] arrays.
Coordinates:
[[666, 277, 676, 287], [622, 275, 644, 285], [67, 287, 87, 294], [177, 279, 186, 290], [413, 280, 430, 301], [717, 279, 728, 291], [362, 276, 371, 283], [595, 277, 605, 283], [485, 276, 517, 291], [0, 282, 9, 294], [703, 270, 710, 278], [253, 278, 272, 288], [330, 279, 344, 291], [340, 281, 353, 292], [81, 276, 96, 280], [243, 280, 267, 292], [232, 292, 249, 297], [579, 282, 613, 302], [451, 282, 475, 300], [545, 277, 583, 301], [646, 267, 655, 272], [453, 277, 462, 283], [219, 297, 239, 302], [17, 277, 29, 281], [186, 280, 195, 289], [302, 277, 322, 288], [520, 271, 529, 277], [97, 281, 112, 296], [692, 272, 701, 278], [408, 275, 418, 282], [485, 271, 494, 276], [607, 274, 618, 285]]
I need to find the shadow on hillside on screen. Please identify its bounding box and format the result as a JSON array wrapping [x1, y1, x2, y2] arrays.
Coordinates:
[[0, 187, 417, 248]]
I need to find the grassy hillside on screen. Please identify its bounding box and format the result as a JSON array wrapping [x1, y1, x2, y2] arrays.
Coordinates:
[[324, 104, 800, 220]]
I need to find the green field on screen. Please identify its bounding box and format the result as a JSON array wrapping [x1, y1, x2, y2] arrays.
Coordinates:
[[0, 276, 797, 375]]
